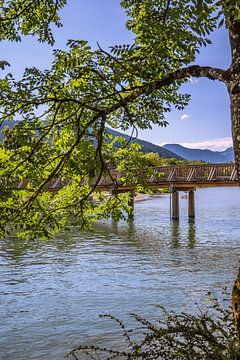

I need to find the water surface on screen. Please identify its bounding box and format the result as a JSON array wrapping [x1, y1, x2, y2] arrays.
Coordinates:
[[0, 187, 240, 359]]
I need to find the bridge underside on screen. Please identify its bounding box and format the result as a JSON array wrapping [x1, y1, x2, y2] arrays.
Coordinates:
[[98, 180, 239, 221], [8, 163, 239, 221], [97, 180, 239, 193]]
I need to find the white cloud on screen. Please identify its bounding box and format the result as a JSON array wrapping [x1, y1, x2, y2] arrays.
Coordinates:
[[180, 114, 190, 120], [158, 137, 233, 151], [180, 137, 233, 151], [189, 77, 199, 84]]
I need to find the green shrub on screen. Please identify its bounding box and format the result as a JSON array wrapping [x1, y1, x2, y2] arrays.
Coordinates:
[[68, 291, 239, 360]]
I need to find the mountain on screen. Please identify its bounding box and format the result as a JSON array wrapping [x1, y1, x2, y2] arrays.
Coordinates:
[[0, 122, 181, 159], [220, 147, 235, 162], [163, 144, 234, 163], [107, 128, 182, 159]]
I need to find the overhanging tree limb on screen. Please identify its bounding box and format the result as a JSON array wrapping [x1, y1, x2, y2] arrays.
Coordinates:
[[106, 65, 229, 115], [1, 0, 240, 239]]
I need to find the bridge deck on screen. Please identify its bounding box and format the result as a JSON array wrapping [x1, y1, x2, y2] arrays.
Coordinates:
[[3, 163, 238, 192], [95, 163, 239, 192]]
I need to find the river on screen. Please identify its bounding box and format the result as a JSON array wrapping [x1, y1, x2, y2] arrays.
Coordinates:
[[0, 187, 240, 359]]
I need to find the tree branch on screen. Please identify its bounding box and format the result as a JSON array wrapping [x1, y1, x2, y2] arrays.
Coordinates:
[[106, 65, 228, 115], [0, 0, 36, 22]]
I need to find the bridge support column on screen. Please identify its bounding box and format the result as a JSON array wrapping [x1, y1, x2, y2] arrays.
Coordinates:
[[188, 190, 195, 218], [172, 190, 179, 220], [128, 190, 135, 219]]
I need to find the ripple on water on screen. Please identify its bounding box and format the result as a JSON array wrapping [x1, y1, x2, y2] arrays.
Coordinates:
[[0, 187, 240, 359]]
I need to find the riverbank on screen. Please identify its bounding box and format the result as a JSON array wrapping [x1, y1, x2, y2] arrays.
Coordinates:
[[134, 193, 167, 202], [134, 193, 152, 202]]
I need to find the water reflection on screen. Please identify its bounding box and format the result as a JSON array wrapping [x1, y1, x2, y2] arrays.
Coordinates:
[[0, 232, 83, 263], [170, 220, 196, 248], [0, 213, 199, 261], [127, 219, 136, 237], [171, 221, 181, 248], [111, 218, 118, 233], [188, 221, 196, 248]]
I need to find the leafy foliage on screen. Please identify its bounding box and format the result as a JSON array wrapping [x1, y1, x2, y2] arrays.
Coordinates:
[[0, 0, 66, 44], [68, 291, 240, 360], [0, 37, 190, 239], [144, 152, 207, 167], [0, 0, 240, 238], [119, 0, 222, 79]]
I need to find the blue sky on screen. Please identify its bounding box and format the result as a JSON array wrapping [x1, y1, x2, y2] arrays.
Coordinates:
[[0, 0, 233, 150]]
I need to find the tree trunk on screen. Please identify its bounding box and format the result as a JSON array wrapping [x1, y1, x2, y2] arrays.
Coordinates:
[[227, 16, 240, 182], [232, 269, 240, 353], [229, 88, 240, 182]]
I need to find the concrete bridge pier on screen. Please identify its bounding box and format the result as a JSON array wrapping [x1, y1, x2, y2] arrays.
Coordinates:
[[171, 190, 179, 220], [111, 188, 135, 220], [188, 190, 195, 218], [171, 187, 196, 220], [128, 190, 135, 219]]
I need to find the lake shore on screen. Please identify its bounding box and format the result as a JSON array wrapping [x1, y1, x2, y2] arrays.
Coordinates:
[[134, 194, 162, 202]]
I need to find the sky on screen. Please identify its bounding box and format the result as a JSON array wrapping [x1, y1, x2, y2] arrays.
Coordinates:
[[0, 0, 233, 151]]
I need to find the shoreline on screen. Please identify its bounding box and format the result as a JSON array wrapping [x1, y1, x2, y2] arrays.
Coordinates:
[[134, 194, 154, 202]]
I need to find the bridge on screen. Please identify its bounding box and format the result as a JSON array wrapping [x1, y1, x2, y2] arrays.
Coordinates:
[[13, 163, 239, 220], [94, 162, 239, 220], [96, 163, 238, 189]]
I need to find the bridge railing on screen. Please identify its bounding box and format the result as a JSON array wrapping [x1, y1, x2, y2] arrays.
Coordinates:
[[145, 163, 237, 184], [102, 163, 238, 186], [1, 163, 238, 191]]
